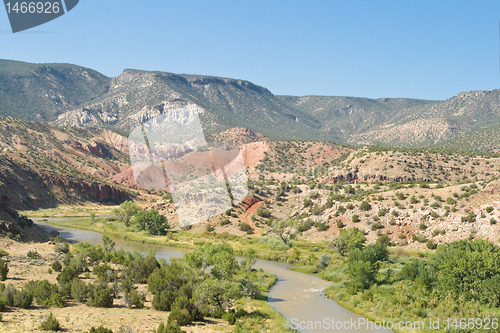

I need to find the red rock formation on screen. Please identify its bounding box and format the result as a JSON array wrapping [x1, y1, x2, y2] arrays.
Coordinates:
[[71, 141, 106, 157], [240, 195, 262, 211]]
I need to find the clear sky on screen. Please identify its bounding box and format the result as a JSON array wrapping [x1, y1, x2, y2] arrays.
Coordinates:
[[0, 0, 499, 100]]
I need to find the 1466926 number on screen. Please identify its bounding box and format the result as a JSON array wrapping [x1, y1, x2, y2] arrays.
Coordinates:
[[446, 318, 498, 330], [5, 2, 60, 14]]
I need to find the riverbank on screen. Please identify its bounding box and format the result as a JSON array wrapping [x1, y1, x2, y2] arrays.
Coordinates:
[[34, 215, 333, 267]]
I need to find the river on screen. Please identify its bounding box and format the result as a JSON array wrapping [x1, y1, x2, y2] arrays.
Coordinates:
[[34, 218, 393, 333]]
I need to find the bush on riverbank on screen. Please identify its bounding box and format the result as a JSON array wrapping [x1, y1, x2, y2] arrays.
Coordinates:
[[324, 238, 500, 332]]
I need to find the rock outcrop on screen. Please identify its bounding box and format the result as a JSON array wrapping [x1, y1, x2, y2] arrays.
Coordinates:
[[71, 140, 106, 157]]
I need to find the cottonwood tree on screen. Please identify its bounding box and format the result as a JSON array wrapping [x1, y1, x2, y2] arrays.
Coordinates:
[[184, 243, 239, 281], [241, 248, 257, 273], [133, 209, 170, 235], [194, 278, 241, 311], [329, 227, 366, 256], [113, 201, 141, 226], [101, 235, 115, 254], [271, 218, 297, 247]]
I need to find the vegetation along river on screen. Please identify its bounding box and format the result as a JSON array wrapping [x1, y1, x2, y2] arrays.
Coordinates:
[[34, 218, 393, 333]]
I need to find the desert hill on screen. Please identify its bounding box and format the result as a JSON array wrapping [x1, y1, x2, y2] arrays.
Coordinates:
[[2, 59, 500, 149], [0, 117, 132, 210]]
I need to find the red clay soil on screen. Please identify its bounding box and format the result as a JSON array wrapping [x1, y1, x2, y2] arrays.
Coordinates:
[[240, 196, 264, 235], [241, 141, 269, 169]]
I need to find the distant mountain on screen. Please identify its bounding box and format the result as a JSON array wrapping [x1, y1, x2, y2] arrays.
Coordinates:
[[52, 69, 322, 141], [0, 59, 110, 122], [1, 59, 500, 149], [433, 125, 500, 153], [278, 95, 442, 144]]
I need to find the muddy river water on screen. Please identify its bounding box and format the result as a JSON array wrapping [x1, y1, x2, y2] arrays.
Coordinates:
[[34, 218, 393, 333]]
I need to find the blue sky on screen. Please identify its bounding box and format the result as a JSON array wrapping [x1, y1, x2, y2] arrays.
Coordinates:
[[0, 0, 499, 100]]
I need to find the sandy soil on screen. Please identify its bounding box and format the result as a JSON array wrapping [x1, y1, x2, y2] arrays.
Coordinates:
[[0, 237, 236, 333]]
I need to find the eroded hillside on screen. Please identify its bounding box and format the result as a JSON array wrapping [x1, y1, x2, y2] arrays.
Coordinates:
[[0, 118, 132, 209]]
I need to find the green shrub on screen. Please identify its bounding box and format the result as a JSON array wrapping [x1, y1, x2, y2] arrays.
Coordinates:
[[257, 208, 272, 218], [40, 312, 60, 331], [318, 254, 331, 269], [486, 206, 494, 213], [125, 253, 159, 284], [461, 211, 476, 223], [87, 326, 113, 333], [34, 280, 60, 306], [239, 222, 253, 234], [13, 289, 33, 309], [0, 259, 8, 281], [155, 322, 184, 333], [93, 264, 115, 282], [437, 239, 500, 305], [412, 233, 427, 243], [410, 196, 420, 204], [56, 266, 80, 285], [27, 250, 41, 259], [346, 253, 379, 290], [2, 285, 16, 306], [446, 197, 456, 205], [54, 242, 70, 254], [71, 278, 89, 303], [351, 215, 360, 223], [426, 240, 438, 250], [395, 192, 407, 200], [51, 261, 62, 272], [167, 307, 192, 326], [432, 229, 446, 236], [152, 289, 176, 311], [0, 298, 6, 312], [88, 285, 113, 308], [359, 201, 372, 211], [223, 312, 237, 325], [314, 221, 330, 231], [336, 220, 344, 228], [377, 208, 388, 216], [376, 235, 390, 246], [123, 288, 145, 309], [220, 219, 231, 226], [42, 294, 66, 308], [297, 219, 314, 232], [430, 201, 440, 209], [311, 205, 322, 215]]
